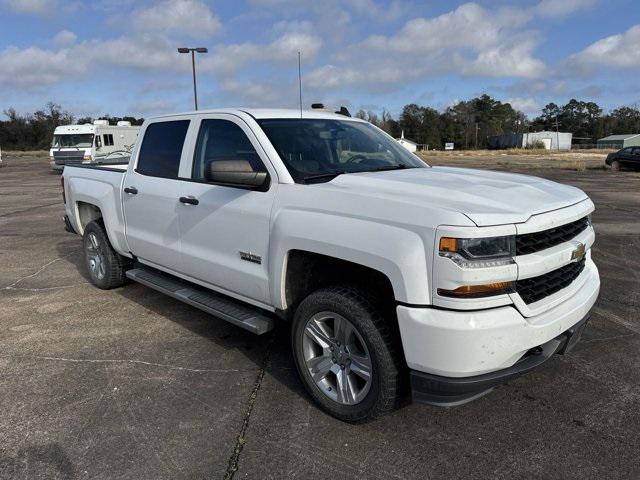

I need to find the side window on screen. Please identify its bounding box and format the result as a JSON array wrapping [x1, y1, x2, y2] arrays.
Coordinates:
[[192, 119, 266, 181], [632, 147, 640, 156], [103, 134, 114, 146], [137, 120, 190, 179], [94, 135, 102, 148]]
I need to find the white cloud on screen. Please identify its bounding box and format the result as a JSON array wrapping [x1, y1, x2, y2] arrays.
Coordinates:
[[94, 36, 177, 70], [0, 46, 83, 88], [52, 30, 77, 47], [533, 0, 597, 17], [306, 2, 546, 92], [200, 31, 322, 75], [568, 24, 640, 71], [130, 0, 221, 39], [1, 0, 51, 14], [463, 40, 546, 78], [507, 97, 542, 116]]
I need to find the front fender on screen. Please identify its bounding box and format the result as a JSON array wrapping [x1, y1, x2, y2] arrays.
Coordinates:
[[269, 209, 433, 308]]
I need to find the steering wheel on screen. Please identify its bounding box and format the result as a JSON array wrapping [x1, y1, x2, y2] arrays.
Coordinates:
[[345, 154, 369, 164]]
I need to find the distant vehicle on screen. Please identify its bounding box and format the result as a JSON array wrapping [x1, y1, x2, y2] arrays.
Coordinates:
[[50, 120, 140, 172], [606, 147, 640, 171], [61, 108, 599, 422]]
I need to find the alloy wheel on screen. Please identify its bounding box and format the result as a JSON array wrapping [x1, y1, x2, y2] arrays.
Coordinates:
[[86, 233, 106, 280], [302, 312, 373, 405]]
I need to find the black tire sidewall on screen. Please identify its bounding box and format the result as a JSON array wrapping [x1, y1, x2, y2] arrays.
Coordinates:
[[83, 222, 118, 289], [291, 287, 398, 422]]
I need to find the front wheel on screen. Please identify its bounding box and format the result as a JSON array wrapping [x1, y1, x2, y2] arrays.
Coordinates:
[[611, 160, 621, 171], [291, 286, 404, 423]]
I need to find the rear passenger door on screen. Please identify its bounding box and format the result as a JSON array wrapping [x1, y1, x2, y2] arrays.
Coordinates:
[[619, 147, 634, 165], [123, 118, 191, 273], [176, 115, 276, 306]]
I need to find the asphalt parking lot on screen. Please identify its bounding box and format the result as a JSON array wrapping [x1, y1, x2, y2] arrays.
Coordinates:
[[1, 155, 639, 479]]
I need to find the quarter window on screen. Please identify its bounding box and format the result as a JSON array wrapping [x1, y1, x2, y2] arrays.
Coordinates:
[[137, 120, 190, 179], [192, 119, 266, 181]]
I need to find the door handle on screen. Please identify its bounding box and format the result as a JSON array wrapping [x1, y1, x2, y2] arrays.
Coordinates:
[[124, 186, 138, 195], [179, 196, 199, 206]]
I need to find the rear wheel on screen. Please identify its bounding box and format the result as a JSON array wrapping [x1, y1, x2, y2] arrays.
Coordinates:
[[291, 286, 403, 423], [83, 221, 129, 289], [611, 160, 621, 171]]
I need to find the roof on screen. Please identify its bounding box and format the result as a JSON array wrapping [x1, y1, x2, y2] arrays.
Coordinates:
[[54, 124, 140, 134], [396, 137, 417, 145], [598, 134, 640, 141], [150, 108, 363, 121]]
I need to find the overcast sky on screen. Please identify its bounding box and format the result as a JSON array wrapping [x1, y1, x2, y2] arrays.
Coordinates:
[[0, 0, 638, 119]]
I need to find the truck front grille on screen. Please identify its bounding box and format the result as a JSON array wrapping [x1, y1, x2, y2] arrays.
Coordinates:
[[516, 216, 589, 255], [516, 258, 585, 304]]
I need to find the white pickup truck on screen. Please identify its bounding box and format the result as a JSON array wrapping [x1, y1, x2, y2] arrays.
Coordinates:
[[61, 108, 600, 422]]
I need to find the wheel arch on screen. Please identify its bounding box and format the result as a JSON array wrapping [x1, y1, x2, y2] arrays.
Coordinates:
[[280, 250, 397, 316]]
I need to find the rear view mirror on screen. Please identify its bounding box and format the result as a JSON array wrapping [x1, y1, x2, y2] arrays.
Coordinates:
[[205, 160, 268, 188]]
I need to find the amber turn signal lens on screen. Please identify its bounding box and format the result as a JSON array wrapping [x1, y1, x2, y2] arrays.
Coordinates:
[[437, 281, 514, 299], [439, 237, 457, 252]]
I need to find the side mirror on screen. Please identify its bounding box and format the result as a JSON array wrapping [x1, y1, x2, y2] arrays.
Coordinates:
[[205, 160, 268, 188]]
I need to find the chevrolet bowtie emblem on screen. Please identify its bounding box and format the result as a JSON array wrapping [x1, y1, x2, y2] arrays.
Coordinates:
[[571, 242, 586, 261]]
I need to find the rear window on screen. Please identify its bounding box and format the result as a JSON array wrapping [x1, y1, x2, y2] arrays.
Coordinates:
[[137, 120, 190, 179]]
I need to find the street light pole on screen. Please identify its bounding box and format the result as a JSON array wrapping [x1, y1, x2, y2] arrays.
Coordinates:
[[178, 47, 208, 110]]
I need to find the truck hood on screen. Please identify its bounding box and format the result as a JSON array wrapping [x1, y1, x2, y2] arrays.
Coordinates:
[[326, 166, 588, 226]]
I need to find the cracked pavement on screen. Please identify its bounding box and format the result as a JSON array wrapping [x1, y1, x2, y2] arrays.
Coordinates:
[[1, 155, 639, 479]]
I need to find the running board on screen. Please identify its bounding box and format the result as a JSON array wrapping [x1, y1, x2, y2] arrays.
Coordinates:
[[126, 267, 275, 335]]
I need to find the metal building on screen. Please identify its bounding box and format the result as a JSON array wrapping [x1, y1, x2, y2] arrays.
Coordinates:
[[488, 131, 572, 150], [597, 134, 640, 149]]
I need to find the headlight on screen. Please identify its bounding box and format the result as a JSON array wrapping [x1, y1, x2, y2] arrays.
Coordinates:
[[439, 235, 515, 268]]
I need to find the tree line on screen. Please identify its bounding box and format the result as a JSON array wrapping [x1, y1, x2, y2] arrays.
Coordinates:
[[356, 95, 640, 149], [1, 98, 639, 151], [0, 103, 144, 151]]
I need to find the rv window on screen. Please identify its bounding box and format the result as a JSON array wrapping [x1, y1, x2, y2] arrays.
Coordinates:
[[103, 134, 114, 146], [95, 135, 102, 148]]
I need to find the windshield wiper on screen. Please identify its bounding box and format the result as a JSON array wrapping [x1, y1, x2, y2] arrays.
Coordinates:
[[368, 164, 414, 172], [302, 170, 346, 183]]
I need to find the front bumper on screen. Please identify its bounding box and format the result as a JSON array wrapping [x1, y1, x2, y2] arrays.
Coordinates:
[[410, 313, 589, 406], [50, 160, 64, 171], [397, 258, 599, 403]]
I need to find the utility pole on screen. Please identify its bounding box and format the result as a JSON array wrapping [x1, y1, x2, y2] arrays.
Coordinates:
[[475, 122, 479, 150], [298, 51, 303, 118], [178, 47, 208, 110]]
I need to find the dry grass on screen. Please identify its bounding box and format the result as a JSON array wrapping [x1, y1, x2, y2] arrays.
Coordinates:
[[1, 150, 49, 157], [417, 149, 608, 171]]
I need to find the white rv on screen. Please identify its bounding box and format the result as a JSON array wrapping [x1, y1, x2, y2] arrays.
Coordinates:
[[50, 120, 140, 171]]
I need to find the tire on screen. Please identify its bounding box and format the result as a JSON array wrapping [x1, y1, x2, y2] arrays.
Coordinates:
[[83, 220, 129, 289], [291, 286, 404, 423], [611, 160, 621, 171]]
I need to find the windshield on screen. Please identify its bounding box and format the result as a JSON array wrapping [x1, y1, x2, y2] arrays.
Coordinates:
[[257, 119, 427, 183], [51, 133, 94, 148]]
